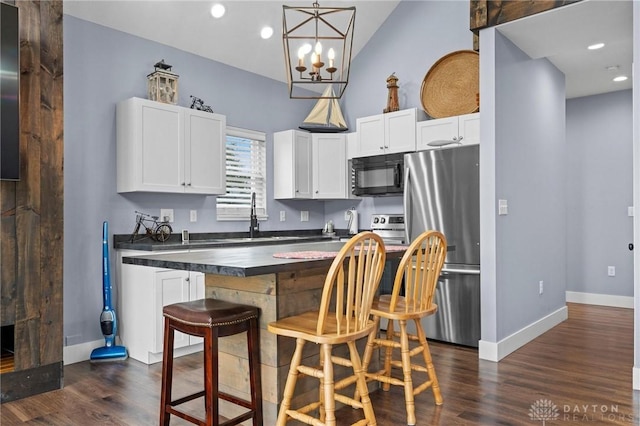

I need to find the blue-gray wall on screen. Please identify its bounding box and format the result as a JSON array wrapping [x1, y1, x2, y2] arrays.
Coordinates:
[[63, 15, 323, 345], [480, 28, 567, 347], [566, 90, 633, 297]]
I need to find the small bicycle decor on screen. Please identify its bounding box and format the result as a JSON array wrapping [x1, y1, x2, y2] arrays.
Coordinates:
[[129, 211, 173, 242], [189, 95, 213, 113]]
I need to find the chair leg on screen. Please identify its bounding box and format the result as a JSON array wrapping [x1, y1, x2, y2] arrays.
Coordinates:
[[321, 343, 336, 426], [247, 318, 263, 426], [348, 341, 376, 426], [415, 320, 443, 405], [160, 320, 175, 426], [276, 338, 305, 426], [355, 317, 380, 402], [204, 327, 219, 426], [382, 320, 396, 392], [399, 320, 416, 426]]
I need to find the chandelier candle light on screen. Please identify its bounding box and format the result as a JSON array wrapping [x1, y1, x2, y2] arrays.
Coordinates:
[[283, 1, 355, 99]]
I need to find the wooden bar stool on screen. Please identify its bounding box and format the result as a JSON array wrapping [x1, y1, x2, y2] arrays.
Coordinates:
[[359, 230, 447, 426], [160, 298, 263, 426]]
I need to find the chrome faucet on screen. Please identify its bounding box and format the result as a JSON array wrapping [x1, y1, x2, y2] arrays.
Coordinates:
[[249, 192, 259, 238]]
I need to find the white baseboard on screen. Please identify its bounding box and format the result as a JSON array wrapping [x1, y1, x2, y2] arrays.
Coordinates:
[[64, 339, 105, 365], [634, 367, 640, 390], [566, 291, 634, 308], [479, 305, 568, 362]]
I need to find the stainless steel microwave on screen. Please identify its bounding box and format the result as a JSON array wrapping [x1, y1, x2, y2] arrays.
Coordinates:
[[351, 153, 404, 196]]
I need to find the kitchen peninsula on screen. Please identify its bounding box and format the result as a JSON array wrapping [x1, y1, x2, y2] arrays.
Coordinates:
[[120, 240, 405, 424]]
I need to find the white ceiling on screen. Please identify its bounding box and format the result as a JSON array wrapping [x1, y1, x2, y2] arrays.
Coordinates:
[[64, 0, 633, 100], [498, 0, 633, 99]]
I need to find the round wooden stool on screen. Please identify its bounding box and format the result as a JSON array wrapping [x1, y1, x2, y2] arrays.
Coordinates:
[[159, 299, 263, 426]]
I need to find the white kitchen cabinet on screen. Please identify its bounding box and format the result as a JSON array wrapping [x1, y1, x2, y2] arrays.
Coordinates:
[[355, 108, 417, 157], [273, 130, 313, 199], [416, 112, 480, 151], [312, 133, 347, 199], [117, 249, 205, 364], [274, 130, 348, 200], [116, 97, 226, 194]]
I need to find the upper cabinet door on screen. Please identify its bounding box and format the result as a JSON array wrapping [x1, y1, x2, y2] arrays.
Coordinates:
[[384, 108, 417, 154], [356, 115, 385, 157], [137, 100, 184, 192], [273, 130, 312, 199], [185, 110, 226, 194], [313, 134, 346, 199]]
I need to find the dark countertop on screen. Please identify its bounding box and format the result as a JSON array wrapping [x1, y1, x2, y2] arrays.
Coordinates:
[[122, 240, 406, 277], [114, 230, 340, 251]]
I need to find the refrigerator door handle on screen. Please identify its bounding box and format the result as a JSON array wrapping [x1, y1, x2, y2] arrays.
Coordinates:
[[403, 165, 411, 243], [441, 268, 481, 275]]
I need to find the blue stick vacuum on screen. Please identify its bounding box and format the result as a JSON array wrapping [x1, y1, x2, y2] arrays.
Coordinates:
[[90, 221, 128, 361]]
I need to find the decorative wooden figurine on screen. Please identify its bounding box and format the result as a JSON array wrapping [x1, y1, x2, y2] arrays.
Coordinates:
[[384, 72, 400, 113], [147, 60, 179, 104]]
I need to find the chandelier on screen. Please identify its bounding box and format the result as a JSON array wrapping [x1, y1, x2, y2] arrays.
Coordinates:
[[282, 2, 355, 99]]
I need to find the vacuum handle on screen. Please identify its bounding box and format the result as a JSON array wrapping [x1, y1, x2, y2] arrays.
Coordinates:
[[103, 221, 112, 310]]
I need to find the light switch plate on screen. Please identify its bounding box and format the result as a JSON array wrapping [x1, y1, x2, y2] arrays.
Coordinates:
[[498, 199, 508, 216], [301, 211, 309, 222], [190, 210, 197, 222], [280, 211, 286, 221]]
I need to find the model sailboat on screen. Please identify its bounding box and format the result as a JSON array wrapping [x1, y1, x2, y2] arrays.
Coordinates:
[[299, 85, 348, 133]]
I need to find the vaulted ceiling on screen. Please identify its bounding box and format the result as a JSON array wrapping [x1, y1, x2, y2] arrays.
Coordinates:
[[64, 0, 633, 100]]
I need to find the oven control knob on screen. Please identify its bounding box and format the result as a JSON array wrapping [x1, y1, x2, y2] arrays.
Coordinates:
[[373, 217, 379, 224], [380, 217, 386, 224]]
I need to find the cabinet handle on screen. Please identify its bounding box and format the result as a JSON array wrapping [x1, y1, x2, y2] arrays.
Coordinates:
[[181, 182, 186, 186], [186, 277, 190, 282], [452, 136, 458, 141], [379, 146, 384, 150], [315, 190, 319, 194], [187, 182, 191, 186], [458, 136, 464, 141]]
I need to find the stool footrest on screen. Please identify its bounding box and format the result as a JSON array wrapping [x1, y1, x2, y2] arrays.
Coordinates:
[[170, 390, 206, 407]]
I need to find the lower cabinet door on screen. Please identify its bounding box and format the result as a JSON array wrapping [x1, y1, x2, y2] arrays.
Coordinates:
[[154, 270, 191, 353]]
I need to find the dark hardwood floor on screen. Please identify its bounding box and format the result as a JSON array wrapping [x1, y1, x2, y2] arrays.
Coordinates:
[[1, 303, 637, 425]]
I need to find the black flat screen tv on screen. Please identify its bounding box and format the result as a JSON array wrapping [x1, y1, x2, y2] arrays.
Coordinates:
[[1, 2, 20, 181]]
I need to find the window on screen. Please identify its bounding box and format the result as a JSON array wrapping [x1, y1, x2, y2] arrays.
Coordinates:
[[216, 126, 267, 221]]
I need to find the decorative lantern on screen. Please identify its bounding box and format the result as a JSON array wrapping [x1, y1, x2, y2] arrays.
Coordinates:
[[147, 60, 179, 104]]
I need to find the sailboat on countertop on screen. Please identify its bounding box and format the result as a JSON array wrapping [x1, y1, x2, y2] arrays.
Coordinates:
[[299, 85, 348, 133]]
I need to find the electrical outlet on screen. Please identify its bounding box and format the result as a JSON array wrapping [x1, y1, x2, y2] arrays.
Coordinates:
[[190, 210, 197, 222], [160, 209, 174, 223], [539, 281, 544, 295], [608, 266, 616, 277], [301, 211, 309, 222], [280, 211, 286, 221]]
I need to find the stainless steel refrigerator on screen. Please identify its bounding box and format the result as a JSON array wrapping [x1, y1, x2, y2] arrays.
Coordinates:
[[403, 144, 480, 347]]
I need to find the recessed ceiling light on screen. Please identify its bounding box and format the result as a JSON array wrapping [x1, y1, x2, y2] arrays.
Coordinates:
[[613, 75, 628, 82], [587, 42, 605, 50], [210, 3, 225, 19], [260, 26, 274, 40]]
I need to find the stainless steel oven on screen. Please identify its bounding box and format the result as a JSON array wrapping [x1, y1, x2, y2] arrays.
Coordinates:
[[351, 153, 404, 196], [370, 214, 405, 298]]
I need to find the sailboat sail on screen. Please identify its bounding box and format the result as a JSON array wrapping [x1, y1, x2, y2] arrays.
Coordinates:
[[299, 85, 348, 132]]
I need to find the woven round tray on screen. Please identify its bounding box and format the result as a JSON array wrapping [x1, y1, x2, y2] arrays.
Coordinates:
[[420, 50, 479, 118]]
